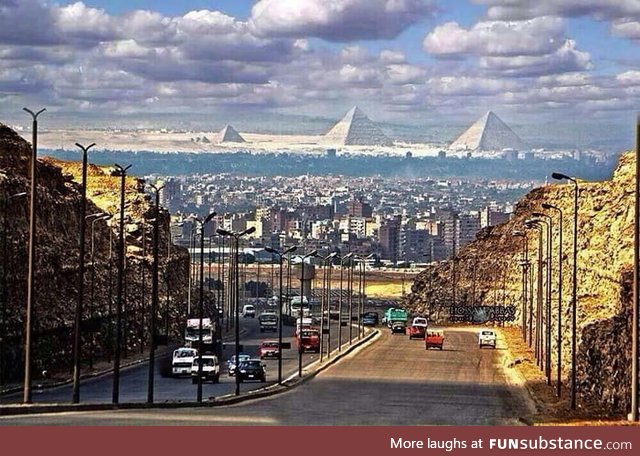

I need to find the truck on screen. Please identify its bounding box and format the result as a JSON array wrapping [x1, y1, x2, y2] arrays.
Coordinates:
[[383, 308, 408, 327], [184, 318, 215, 353], [259, 312, 278, 332], [297, 328, 320, 353], [172, 347, 198, 377], [425, 329, 445, 350], [191, 355, 220, 384]]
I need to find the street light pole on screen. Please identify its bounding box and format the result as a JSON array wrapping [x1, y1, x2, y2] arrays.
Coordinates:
[[22, 107, 45, 404], [71, 142, 96, 404], [526, 221, 543, 366], [146, 184, 164, 404], [112, 163, 131, 404], [339, 253, 353, 351], [543, 202, 564, 397], [534, 212, 553, 386], [265, 246, 297, 384], [552, 172, 579, 410], [632, 118, 640, 422], [88, 213, 110, 370], [296, 250, 317, 376], [217, 227, 256, 396]]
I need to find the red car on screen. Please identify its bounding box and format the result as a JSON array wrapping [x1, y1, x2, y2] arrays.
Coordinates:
[[297, 328, 320, 353], [408, 325, 426, 340], [259, 340, 281, 359]]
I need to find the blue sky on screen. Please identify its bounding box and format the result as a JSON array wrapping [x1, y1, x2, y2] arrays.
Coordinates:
[[1, 0, 639, 131]]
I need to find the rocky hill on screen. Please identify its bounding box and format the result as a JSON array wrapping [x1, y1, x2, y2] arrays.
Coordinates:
[[0, 123, 188, 385], [406, 151, 635, 416]]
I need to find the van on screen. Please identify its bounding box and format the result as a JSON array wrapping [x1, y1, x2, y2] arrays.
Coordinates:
[[191, 355, 220, 384], [242, 304, 256, 318], [478, 330, 497, 348]]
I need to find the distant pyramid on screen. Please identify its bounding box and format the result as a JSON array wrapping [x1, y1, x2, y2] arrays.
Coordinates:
[[450, 111, 526, 151], [215, 124, 246, 143], [324, 106, 393, 146]]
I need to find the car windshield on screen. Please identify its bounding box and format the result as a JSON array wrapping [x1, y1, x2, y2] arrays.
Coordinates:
[[175, 350, 196, 358], [414, 318, 427, 325], [231, 355, 250, 363], [301, 331, 318, 337], [193, 358, 216, 366], [262, 342, 279, 348], [481, 331, 495, 336], [240, 361, 262, 369]]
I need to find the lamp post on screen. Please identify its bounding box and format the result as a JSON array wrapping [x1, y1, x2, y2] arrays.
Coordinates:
[[22, 107, 45, 404], [534, 212, 553, 386], [512, 231, 529, 341], [347, 255, 355, 344], [338, 253, 353, 351], [265, 246, 297, 384], [71, 142, 96, 404], [146, 184, 164, 404], [88, 213, 111, 370], [525, 220, 544, 365], [543, 202, 564, 397], [552, 172, 579, 410], [112, 163, 131, 404], [195, 212, 216, 402], [217, 227, 256, 396], [0, 191, 27, 393], [297, 250, 318, 377], [633, 119, 640, 422]]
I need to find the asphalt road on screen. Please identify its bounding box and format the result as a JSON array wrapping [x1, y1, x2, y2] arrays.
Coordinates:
[[0, 326, 532, 425], [1, 313, 356, 405]]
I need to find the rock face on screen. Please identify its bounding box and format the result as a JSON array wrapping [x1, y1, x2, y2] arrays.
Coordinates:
[[324, 106, 393, 146], [0, 123, 188, 383], [406, 151, 635, 415], [450, 111, 527, 151]]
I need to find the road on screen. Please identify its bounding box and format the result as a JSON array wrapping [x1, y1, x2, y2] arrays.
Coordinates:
[[0, 326, 532, 425], [1, 313, 356, 405]]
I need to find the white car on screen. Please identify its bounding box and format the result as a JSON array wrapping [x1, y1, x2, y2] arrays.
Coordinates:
[[478, 330, 497, 348], [242, 304, 256, 318], [191, 355, 220, 384]]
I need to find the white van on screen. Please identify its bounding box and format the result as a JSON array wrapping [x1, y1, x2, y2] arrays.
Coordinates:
[[242, 304, 256, 318], [478, 330, 497, 348]]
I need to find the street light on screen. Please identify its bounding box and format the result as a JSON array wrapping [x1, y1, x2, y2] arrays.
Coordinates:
[[297, 250, 317, 377], [195, 212, 216, 403], [146, 184, 165, 404], [264, 245, 297, 384], [217, 227, 256, 396], [633, 119, 640, 422], [112, 163, 132, 404], [316, 252, 337, 361], [552, 171, 579, 410], [512, 231, 529, 341], [534, 211, 553, 386], [525, 220, 544, 364], [22, 107, 45, 405], [543, 202, 564, 398], [88, 213, 111, 370], [338, 253, 354, 351]]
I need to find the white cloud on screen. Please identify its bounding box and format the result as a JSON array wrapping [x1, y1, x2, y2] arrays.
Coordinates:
[[250, 0, 436, 41]]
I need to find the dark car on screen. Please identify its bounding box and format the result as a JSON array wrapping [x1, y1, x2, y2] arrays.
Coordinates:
[[362, 311, 379, 326], [237, 359, 266, 383], [391, 321, 406, 334]]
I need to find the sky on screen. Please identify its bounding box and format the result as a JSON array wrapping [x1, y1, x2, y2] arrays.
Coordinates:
[[1, 0, 639, 134]]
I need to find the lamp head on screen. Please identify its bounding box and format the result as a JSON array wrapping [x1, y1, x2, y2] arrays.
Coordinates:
[[552, 172, 569, 181], [217, 228, 232, 237], [264, 247, 277, 254]]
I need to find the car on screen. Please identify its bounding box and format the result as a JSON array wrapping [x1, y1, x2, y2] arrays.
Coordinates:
[[297, 328, 320, 353], [362, 311, 379, 326], [425, 329, 444, 350], [227, 353, 251, 376], [408, 325, 426, 340], [259, 312, 278, 332], [237, 359, 267, 383], [242, 304, 256, 318], [391, 321, 406, 334], [259, 340, 280, 359], [411, 317, 428, 327], [478, 330, 497, 348], [191, 355, 220, 384]]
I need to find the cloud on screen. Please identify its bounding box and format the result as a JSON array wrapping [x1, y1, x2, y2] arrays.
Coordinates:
[[250, 0, 437, 41], [475, 0, 640, 22]]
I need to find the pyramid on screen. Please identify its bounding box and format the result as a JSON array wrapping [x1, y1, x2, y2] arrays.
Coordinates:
[[324, 106, 393, 146], [214, 124, 246, 143], [450, 111, 526, 151]]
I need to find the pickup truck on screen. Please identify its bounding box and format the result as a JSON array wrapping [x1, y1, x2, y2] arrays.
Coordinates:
[[259, 312, 278, 332], [425, 329, 444, 350], [408, 317, 428, 340]]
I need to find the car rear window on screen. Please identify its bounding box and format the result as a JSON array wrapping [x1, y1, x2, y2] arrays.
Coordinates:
[[481, 331, 495, 336]]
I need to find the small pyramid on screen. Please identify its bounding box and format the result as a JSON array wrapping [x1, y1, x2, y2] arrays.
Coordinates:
[[450, 111, 526, 151], [215, 124, 246, 143], [324, 106, 393, 146]]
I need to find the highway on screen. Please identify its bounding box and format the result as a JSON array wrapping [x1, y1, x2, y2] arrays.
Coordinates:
[[1, 313, 355, 404], [0, 326, 533, 425]]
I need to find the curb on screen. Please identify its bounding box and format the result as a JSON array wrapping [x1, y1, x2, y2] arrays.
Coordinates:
[[0, 328, 379, 417]]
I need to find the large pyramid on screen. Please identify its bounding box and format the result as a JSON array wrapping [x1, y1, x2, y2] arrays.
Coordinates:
[[324, 106, 393, 147], [450, 111, 526, 151], [214, 124, 246, 143]]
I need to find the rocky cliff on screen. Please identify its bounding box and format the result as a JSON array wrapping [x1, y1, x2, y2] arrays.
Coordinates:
[[406, 151, 635, 416], [0, 123, 188, 385]]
